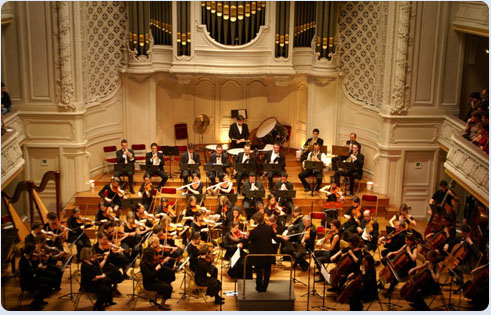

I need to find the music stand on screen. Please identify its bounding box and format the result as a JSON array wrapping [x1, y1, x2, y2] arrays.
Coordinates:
[[121, 197, 142, 210], [204, 164, 224, 188], [235, 163, 256, 175], [244, 190, 265, 200], [114, 163, 135, 186], [275, 190, 296, 199], [162, 146, 180, 179], [222, 193, 238, 203], [303, 160, 324, 196], [263, 163, 284, 174], [332, 145, 350, 156], [337, 160, 356, 195], [139, 164, 161, 174]]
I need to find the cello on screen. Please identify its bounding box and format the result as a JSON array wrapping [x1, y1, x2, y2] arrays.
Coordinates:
[[463, 263, 489, 300], [328, 250, 354, 289], [400, 263, 433, 300], [378, 242, 418, 286], [337, 274, 363, 304]]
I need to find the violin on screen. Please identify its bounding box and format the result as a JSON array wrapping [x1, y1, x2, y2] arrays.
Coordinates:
[[145, 182, 153, 192], [316, 229, 335, 250], [352, 205, 362, 221]]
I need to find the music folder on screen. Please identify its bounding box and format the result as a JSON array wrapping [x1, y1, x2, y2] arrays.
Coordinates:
[[203, 164, 224, 172], [235, 163, 255, 174], [180, 164, 199, 171], [275, 190, 296, 198], [264, 163, 283, 173], [303, 160, 324, 172], [244, 190, 265, 199], [114, 163, 135, 173]]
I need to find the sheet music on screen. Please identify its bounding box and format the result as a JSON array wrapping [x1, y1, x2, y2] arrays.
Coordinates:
[[230, 248, 241, 269]]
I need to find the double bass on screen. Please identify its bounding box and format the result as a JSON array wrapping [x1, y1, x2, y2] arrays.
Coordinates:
[[425, 180, 455, 236]]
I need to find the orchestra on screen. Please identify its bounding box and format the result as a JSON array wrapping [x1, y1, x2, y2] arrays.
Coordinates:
[[12, 131, 489, 312]]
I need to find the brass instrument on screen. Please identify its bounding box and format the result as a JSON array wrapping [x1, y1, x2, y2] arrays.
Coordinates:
[[344, 154, 357, 163], [124, 148, 135, 162], [302, 150, 319, 170], [152, 152, 160, 166]]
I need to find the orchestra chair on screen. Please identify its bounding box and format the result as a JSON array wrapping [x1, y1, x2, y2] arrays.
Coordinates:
[[174, 123, 189, 146], [283, 125, 292, 152], [72, 270, 97, 311], [131, 144, 147, 166], [311, 212, 327, 232], [361, 194, 378, 217], [184, 266, 209, 305], [342, 176, 362, 195], [161, 187, 177, 195], [127, 268, 159, 311], [103, 145, 117, 175]]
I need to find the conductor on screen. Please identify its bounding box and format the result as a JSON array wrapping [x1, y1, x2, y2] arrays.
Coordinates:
[[246, 212, 280, 292]]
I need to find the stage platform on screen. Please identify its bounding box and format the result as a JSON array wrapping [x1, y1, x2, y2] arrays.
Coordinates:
[[237, 279, 295, 311]]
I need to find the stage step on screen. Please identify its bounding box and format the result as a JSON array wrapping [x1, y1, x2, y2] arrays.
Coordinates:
[[236, 279, 295, 311]]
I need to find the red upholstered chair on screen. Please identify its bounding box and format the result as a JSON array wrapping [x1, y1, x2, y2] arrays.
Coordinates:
[[283, 125, 292, 152], [311, 212, 326, 233], [131, 144, 147, 166], [103, 145, 117, 175], [161, 187, 177, 194], [361, 194, 379, 217], [174, 123, 189, 146]]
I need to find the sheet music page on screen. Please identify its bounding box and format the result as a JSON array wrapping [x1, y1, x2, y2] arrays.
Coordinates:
[[230, 248, 241, 268]]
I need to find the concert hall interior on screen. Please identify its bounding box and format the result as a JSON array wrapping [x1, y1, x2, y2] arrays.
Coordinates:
[[1, 1, 489, 312]]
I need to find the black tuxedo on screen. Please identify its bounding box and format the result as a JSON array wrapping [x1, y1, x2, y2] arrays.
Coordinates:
[[207, 152, 230, 185], [242, 180, 264, 219], [273, 180, 294, 214], [234, 152, 256, 192], [246, 222, 279, 291], [229, 123, 250, 148], [332, 140, 362, 171], [145, 151, 168, 188], [300, 137, 324, 162], [262, 151, 286, 190], [114, 148, 135, 191], [334, 152, 364, 195], [179, 151, 201, 184]]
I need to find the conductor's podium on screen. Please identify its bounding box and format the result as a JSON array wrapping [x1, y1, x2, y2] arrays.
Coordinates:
[[237, 279, 295, 311]]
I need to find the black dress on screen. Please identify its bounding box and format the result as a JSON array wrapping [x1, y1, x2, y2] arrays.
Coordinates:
[[195, 257, 221, 297], [81, 261, 113, 306], [140, 261, 172, 299]]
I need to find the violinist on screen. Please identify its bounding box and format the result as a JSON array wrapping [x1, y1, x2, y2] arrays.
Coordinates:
[[233, 144, 256, 193], [31, 235, 63, 291], [114, 139, 136, 193], [214, 195, 233, 231], [179, 143, 201, 185], [319, 181, 344, 202], [121, 211, 150, 262], [92, 231, 124, 295], [333, 142, 364, 196], [24, 222, 44, 249], [135, 202, 156, 228], [231, 206, 248, 231], [273, 172, 294, 214], [183, 195, 199, 226], [242, 172, 265, 219], [267, 213, 285, 236], [340, 196, 363, 236], [314, 219, 341, 282], [95, 201, 117, 225], [140, 248, 173, 310], [262, 143, 286, 191], [357, 210, 379, 251], [145, 142, 168, 191], [286, 206, 304, 229], [191, 210, 215, 244], [145, 235, 177, 284], [246, 212, 280, 292], [138, 175, 154, 209], [405, 250, 442, 310], [380, 233, 418, 298], [298, 143, 328, 192], [156, 197, 177, 223], [346, 254, 377, 311], [379, 221, 407, 259], [389, 203, 417, 230], [265, 194, 286, 224], [282, 216, 316, 271], [67, 207, 93, 259], [187, 232, 202, 272], [80, 247, 115, 311], [195, 245, 225, 305], [207, 144, 230, 185], [328, 234, 364, 291], [222, 221, 252, 279], [98, 176, 125, 215], [185, 172, 203, 195], [18, 244, 54, 310], [153, 223, 184, 269], [428, 180, 458, 218], [44, 212, 67, 253], [212, 173, 234, 195], [101, 223, 131, 279]]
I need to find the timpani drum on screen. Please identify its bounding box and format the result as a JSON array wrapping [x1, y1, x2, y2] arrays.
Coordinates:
[[255, 117, 288, 145], [206, 144, 229, 151], [227, 148, 244, 156]]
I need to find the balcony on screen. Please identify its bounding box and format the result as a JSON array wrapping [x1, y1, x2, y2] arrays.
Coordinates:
[[1, 109, 25, 187]]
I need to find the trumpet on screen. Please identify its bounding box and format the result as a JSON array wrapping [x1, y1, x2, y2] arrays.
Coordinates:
[[124, 148, 135, 161]]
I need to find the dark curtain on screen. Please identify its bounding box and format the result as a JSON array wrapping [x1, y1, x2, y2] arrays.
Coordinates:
[[201, 1, 266, 45], [150, 2, 172, 46], [177, 1, 191, 56], [275, 2, 290, 58], [128, 2, 151, 56], [294, 1, 316, 47], [315, 2, 337, 60]]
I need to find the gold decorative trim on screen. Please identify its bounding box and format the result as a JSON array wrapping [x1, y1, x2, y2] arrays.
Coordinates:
[[453, 25, 489, 38]]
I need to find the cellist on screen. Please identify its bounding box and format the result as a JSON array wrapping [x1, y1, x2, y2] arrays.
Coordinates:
[[328, 235, 364, 292], [425, 214, 457, 255], [450, 224, 482, 289], [405, 250, 442, 310], [346, 254, 378, 311], [380, 233, 418, 298]]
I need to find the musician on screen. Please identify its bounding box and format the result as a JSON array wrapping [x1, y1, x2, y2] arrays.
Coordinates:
[[95, 201, 118, 226], [265, 194, 286, 222], [138, 175, 154, 209], [144, 235, 177, 283], [328, 234, 365, 291], [381, 233, 418, 298], [283, 215, 316, 271], [114, 139, 135, 193], [92, 232, 125, 295], [98, 176, 124, 215], [300, 128, 324, 162], [262, 143, 286, 191], [43, 212, 66, 252], [30, 235, 63, 289], [298, 143, 328, 192], [379, 221, 408, 258], [80, 247, 115, 311], [102, 223, 131, 277], [273, 172, 294, 214], [156, 220, 185, 267], [319, 181, 344, 202], [145, 143, 168, 190], [229, 115, 250, 149], [389, 203, 417, 229], [246, 212, 280, 292], [24, 222, 44, 248], [314, 219, 341, 282], [67, 207, 93, 259], [156, 197, 177, 223], [405, 250, 442, 310], [179, 143, 201, 184], [438, 214, 458, 255], [286, 206, 304, 229], [428, 180, 458, 217], [222, 221, 252, 279], [185, 172, 204, 195], [331, 132, 361, 171], [231, 206, 248, 231], [347, 254, 378, 311], [340, 196, 363, 236], [19, 244, 54, 310], [212, 173, 234, 195], [207, 144, 230, 185], [333, 143, 364, 196], [242, 172, 265, 219], [139, 248, 173, 310], [233, 144, 256, 193], [135, 202, 156, 228], [357, 210, 379, 251], [186, 232, 202, 272], [121, 211, 150, 263], [195, 246, 225, 305], [452, 224, 482, 288], [191, 210, 212, 243], [215, 195, 233, 230]]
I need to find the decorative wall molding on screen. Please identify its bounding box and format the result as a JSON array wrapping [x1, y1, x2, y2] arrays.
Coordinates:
[[438, 115, 466, 150], [23, 119, 76, 141], [390, 122, 438, 144], [453, 1, 489, 37], [1, 129, 25, 186], [3, 109, 26, 143]]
